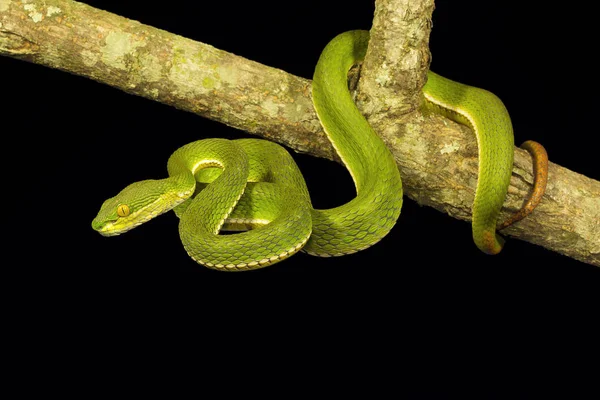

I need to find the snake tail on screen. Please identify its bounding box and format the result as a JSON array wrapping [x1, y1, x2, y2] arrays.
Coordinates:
[[497, 140, 548, 231], [423, 71, 514, 255]]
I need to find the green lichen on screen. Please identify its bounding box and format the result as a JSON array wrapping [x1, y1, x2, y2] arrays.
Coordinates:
[[169, 42, 216, 95], [405, 122, 422, 136], [80, 49, 100, 67], [440, 141, 460, 154], [261, 98, 279, 117], [202, 76, 215, 89], [215, 64, 239, 87], [138, 52, 162, 82], [23, 3, 43, 23], [145, 88, 159, 99], [246, 119, 259, 132], [375, 62, 392, 86], [172, 46, 187, 65], [101, 31, 146, 70], [170, 45, 199, 78], [193, 50, 207, 64], [46, 5, 61, 17], [282, 101, 310, 124], [0, 0, 11, 12]]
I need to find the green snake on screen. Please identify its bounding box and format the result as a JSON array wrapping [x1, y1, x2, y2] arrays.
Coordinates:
[[92, 30, 546, 270]]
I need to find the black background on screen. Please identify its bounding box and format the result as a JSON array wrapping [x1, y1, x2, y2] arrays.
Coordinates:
[[3, 0, 598, 372]]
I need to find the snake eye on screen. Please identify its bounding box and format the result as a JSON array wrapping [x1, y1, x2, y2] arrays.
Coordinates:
[[117, 204, 130, 217]]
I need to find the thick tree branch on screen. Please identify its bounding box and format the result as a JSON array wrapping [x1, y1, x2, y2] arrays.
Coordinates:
[[1, 0, 598, 266], [0, 0, 332, 158]]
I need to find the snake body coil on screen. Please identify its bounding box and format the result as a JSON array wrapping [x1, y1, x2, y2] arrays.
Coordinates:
[[92, 31, 403, 270], [93, 30, 541, 269]]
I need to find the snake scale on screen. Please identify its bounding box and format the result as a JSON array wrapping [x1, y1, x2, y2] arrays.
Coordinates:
[[92, 30, 547, 270]]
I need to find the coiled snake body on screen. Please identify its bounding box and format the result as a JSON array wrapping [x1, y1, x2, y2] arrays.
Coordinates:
[[92, 30, 547, 270]]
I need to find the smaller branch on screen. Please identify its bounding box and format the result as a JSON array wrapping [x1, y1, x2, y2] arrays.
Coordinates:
[[358, 0, 435, 121]]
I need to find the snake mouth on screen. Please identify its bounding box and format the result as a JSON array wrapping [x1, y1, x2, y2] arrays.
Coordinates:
[[94, 217, 154, 237], [95, 223, 125, 237], [93, 195, 190, 237], [92, 219, 129, 237], [93, 211, 162, 237]]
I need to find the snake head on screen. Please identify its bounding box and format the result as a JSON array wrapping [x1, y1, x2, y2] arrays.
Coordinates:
[[91, 179, 192, 236]]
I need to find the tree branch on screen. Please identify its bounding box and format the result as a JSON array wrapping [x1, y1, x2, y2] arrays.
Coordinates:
[[1, 0, 598, 266]]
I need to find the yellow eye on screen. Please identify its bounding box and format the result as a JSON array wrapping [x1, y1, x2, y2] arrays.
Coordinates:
[[117, 204, 130, 217]]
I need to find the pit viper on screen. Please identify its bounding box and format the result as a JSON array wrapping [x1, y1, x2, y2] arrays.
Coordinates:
[[92, 30, 547, 270]]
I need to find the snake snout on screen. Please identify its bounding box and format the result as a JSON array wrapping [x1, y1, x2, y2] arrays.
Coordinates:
[[91, 217, 118, 236]]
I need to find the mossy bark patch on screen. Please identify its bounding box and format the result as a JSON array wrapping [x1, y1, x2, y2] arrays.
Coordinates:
[[101, 30, 146, 70]]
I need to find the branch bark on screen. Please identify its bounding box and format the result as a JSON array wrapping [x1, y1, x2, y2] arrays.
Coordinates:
[[1, 0, 598, 266]]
